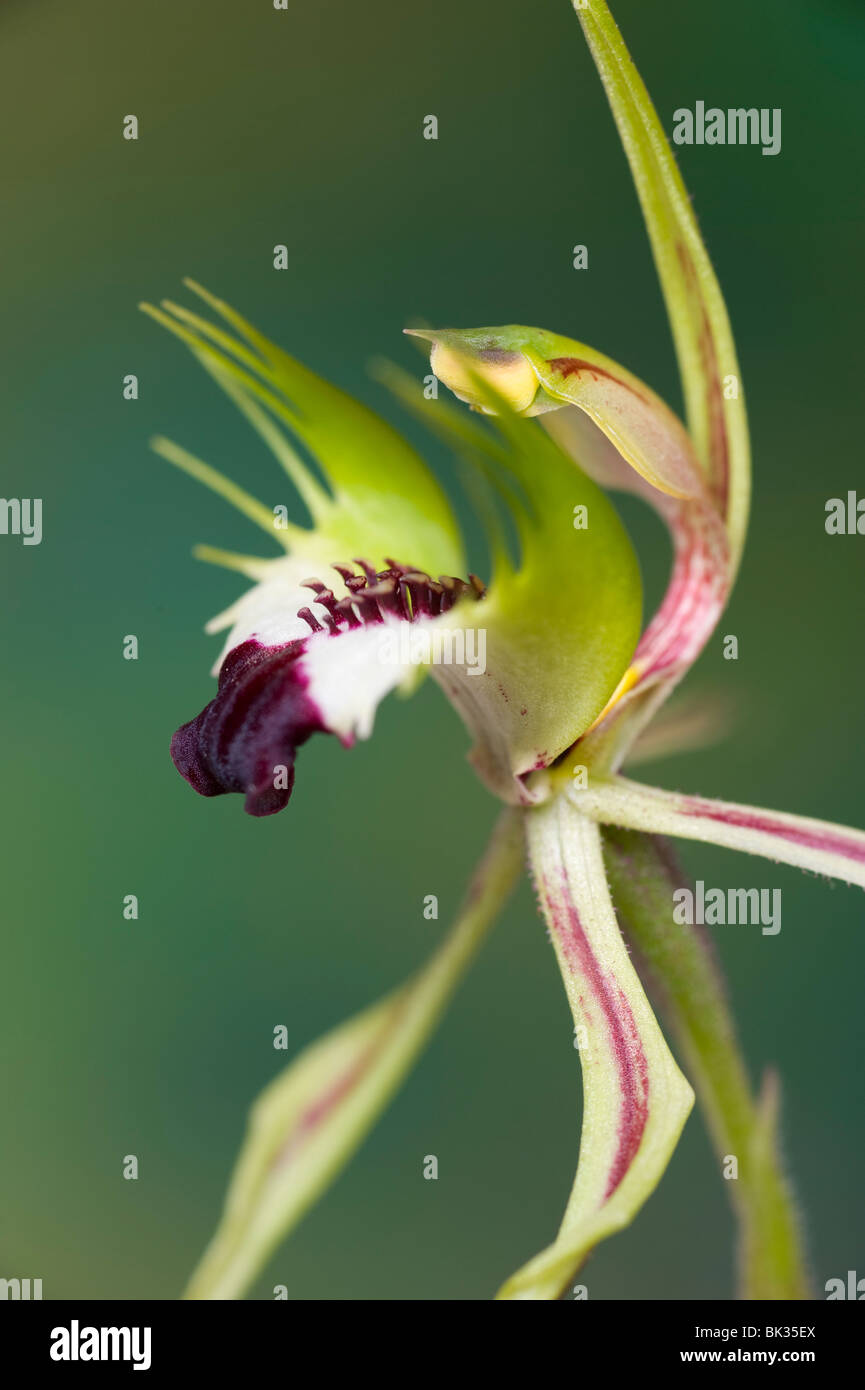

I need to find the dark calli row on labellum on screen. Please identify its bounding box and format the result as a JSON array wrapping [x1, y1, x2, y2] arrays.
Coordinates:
[[171, 561, 485, 816], [141, 0, 864, 1301]]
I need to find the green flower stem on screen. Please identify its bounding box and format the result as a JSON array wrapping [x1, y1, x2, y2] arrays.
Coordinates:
[[184, 808, 523, 1300], [602, 826, 812, 1300]]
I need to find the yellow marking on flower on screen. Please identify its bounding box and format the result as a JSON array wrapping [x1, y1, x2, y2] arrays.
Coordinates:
[[584, 662, 643, 734]]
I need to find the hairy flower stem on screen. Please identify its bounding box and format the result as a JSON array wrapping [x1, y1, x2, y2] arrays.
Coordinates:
[[602, 827, 812, 1300]]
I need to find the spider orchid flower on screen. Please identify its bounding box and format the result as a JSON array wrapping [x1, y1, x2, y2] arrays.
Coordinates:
[[145, 0, 865, 1302], [143, 278, 641, 816]]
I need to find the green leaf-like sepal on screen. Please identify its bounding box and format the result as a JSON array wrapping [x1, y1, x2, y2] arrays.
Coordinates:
[[498, 797, 693, 1299]]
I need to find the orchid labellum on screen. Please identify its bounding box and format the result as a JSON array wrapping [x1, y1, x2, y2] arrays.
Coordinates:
[[144, 0, 862, 1301]]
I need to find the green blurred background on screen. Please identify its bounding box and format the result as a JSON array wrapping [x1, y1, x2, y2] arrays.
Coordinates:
[[1, 0, 863, 1299]]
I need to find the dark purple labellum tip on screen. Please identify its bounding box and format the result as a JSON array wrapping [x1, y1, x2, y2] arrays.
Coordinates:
[[171, 559, 485, 818], [170, 639, 326, 817]]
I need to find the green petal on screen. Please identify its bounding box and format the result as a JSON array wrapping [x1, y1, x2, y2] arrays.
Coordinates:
[[575, 0, 750, 574], [603, 826, 812, 1299], [498, 797, 693, 1299], [572, 774, 865, 890]]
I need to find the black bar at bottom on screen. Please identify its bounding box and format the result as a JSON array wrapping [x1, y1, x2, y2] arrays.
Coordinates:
[[1, 1297, 858, 1375]]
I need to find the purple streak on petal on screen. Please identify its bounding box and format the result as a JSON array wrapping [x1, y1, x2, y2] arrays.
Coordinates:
[[275, 1048, 373, 1169], [681, 796, 865, 865], [171, 638, 326, 817], [546, 355, 650, 404], [547, 873, 650, 1201], [632, 494, 728, 685], [273, 998, 409, 1170], [675, 242, 730, 508]]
